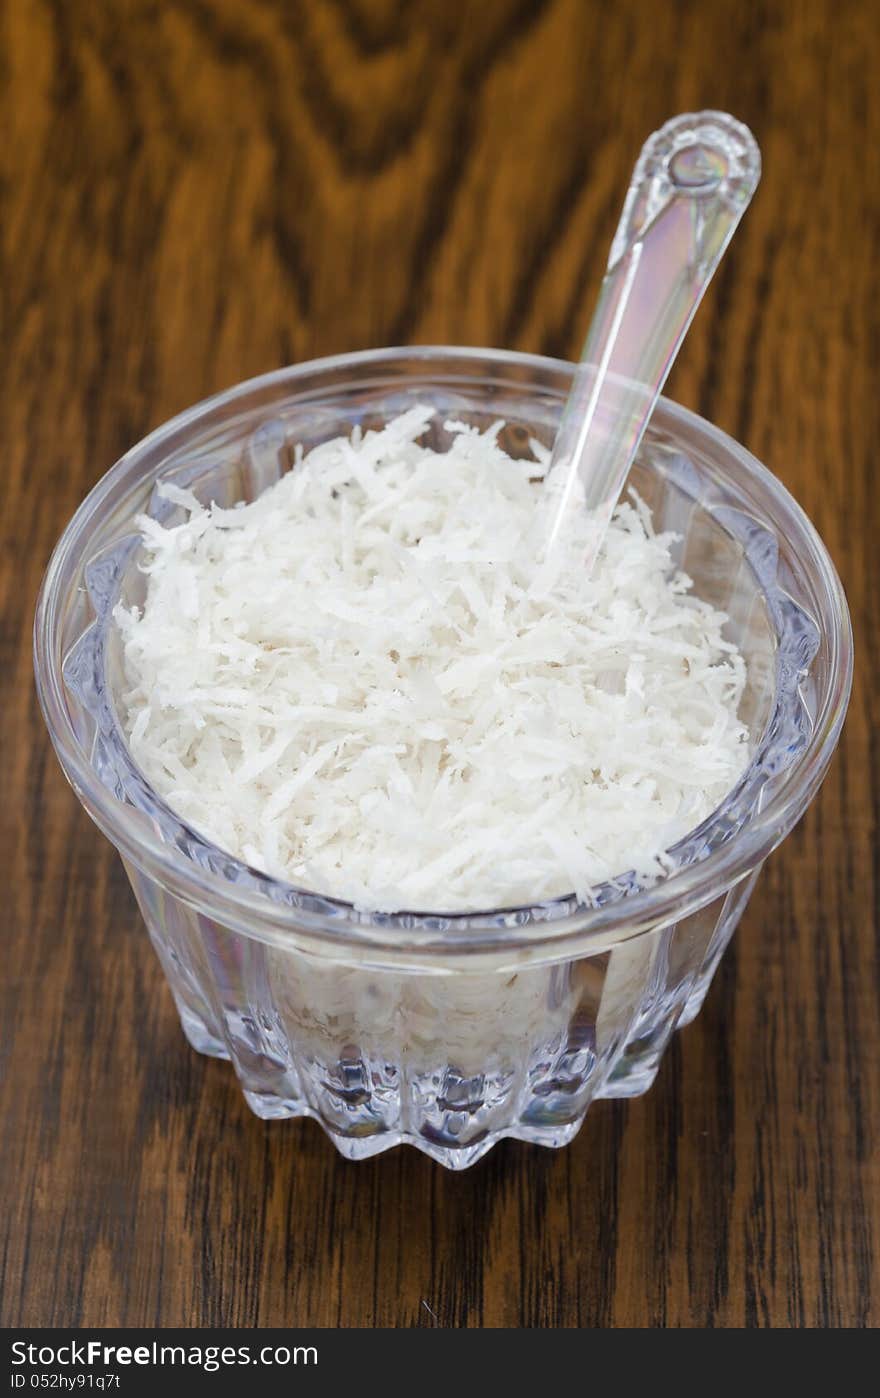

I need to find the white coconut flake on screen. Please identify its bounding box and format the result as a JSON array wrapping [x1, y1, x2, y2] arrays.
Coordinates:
[[113, 410, 749, 912]]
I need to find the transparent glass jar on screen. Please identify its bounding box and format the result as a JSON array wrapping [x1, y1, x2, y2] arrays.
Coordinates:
[[34, 348, 852, 1168]]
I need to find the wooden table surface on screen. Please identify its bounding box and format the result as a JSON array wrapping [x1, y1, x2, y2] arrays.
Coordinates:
[[2, 0, 877, 1329]]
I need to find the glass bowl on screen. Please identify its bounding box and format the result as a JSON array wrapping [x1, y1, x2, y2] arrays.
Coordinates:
[[33, 348, 852, 1169]]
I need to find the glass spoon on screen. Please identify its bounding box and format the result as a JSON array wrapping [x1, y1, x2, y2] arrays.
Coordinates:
[[535, 111, 761, 581]]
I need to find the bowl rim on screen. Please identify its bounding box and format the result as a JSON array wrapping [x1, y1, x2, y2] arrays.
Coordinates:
[[33, 345, 854, 964]]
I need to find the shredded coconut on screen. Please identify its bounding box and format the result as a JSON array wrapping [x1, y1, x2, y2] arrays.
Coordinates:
[[113, 408, 749, 912]]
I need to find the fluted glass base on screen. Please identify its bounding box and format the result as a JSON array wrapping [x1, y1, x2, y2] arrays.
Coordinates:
[[127, 858, 761, 1167]]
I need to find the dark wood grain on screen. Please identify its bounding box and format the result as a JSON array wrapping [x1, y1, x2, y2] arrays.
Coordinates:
[[1, 0, 877, 1329]]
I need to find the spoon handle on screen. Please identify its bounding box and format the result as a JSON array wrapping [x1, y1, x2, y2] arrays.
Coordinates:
[[541, 112, 761, 567]]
